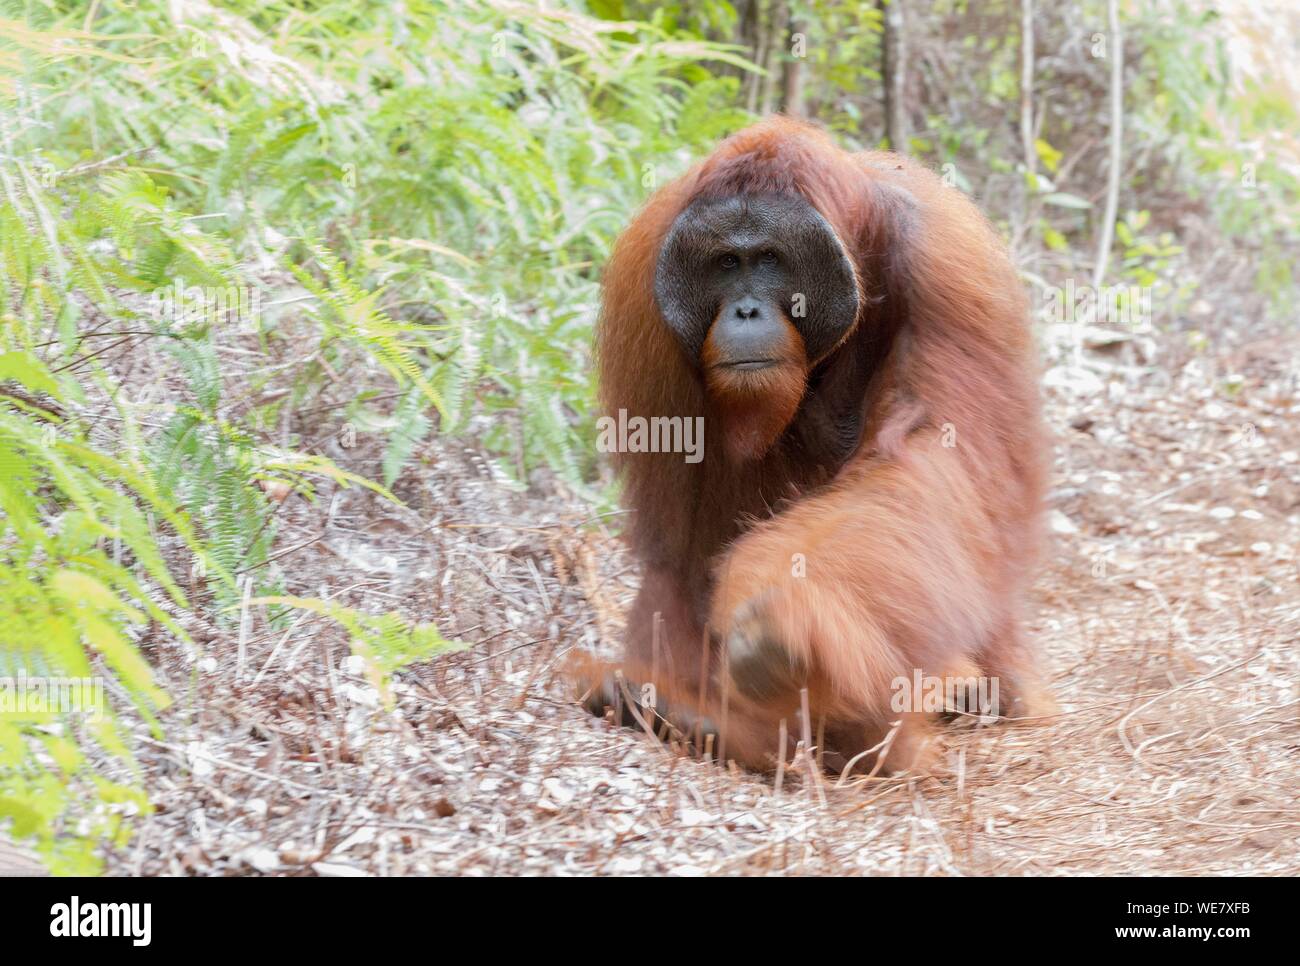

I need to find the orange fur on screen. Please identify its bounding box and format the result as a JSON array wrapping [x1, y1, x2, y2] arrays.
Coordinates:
[[589, 116, 1053, 774]]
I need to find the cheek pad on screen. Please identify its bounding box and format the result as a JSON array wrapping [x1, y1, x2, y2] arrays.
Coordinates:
[[783, 207, 860, 362], [654, 219, 716, 361]]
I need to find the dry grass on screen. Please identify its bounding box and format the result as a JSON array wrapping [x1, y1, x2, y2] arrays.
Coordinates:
[[96, 319, 1299, 876]]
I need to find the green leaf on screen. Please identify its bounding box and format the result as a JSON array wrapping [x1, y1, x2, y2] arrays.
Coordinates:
[[1034, 138, 1063, 173], [1042, 192, 1093, 210], [0, 352, 63, 399]]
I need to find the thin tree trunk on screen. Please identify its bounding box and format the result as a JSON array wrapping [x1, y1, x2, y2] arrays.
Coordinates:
[[881, 0, 907, 151], [760, 0, 785, 115], [1020, 0, 1035, 174], [782, 10, 806, 117], [1092, 0, 1123, 293], [742, 0, 764, 114]]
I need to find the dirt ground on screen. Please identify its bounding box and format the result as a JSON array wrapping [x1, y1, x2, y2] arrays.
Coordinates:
[[103, 318, 1300, 877]]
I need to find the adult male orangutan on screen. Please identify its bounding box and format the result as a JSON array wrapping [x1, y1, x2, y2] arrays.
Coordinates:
[[580, 116, 1055, 775]]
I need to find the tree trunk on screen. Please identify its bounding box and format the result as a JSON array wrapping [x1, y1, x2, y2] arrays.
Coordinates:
[[1092, 0, 1124, 293], [1020, 0, 1036, 174], [881, 0, 908, 151], [742, 0, 764, 114], [760, 0, 786, 115], [782, 9, 806, 117]]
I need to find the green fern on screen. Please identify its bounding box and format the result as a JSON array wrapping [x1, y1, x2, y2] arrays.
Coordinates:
[[0, 350, 199, 874], [247, 596, 465, 703]]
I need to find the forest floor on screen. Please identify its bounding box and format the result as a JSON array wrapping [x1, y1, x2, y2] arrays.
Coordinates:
[[104, 317, 1300, 877]]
